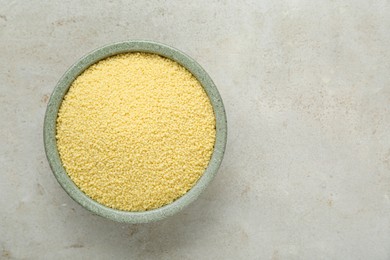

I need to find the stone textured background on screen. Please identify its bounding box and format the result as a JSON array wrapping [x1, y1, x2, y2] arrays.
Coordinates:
[[1, 0, 390, 259]]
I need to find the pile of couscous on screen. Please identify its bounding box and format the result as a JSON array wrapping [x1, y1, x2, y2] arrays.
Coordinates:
[[56, 53, 216, 211]]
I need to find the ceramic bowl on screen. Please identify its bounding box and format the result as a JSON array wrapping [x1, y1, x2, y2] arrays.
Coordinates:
[[44, 40, 227, 223]]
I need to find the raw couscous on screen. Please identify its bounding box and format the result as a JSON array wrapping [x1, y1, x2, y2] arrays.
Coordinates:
[[56, 52, 216, 211]]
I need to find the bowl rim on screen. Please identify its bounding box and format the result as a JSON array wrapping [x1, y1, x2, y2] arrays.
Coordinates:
[[43, 40, 227, 223]]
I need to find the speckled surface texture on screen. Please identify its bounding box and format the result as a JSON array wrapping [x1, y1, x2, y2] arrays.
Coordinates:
[[44, 41, 227, 223], [1, 0, 390, 259]]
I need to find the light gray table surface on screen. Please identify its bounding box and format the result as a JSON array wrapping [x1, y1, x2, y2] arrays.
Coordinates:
[[1, 1, 390, 259]]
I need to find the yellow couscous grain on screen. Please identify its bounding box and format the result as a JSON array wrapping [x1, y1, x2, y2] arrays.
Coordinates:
[[56, 52, 216, 211]]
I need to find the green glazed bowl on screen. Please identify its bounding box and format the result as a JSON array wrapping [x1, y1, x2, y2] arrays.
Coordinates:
[[44, 40, 227, 223]]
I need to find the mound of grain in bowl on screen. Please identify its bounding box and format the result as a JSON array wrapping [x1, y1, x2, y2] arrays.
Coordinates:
[[56, 53, 216, 211]]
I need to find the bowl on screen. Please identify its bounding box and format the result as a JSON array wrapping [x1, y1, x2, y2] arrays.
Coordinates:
[[43, 40, 227, 223]]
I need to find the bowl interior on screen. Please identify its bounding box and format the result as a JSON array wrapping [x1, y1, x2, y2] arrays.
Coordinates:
[[44, 40, 227, 223]]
